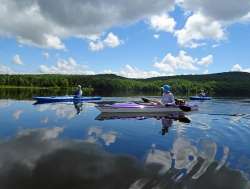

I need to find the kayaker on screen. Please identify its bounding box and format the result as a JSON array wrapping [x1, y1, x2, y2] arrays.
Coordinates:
[[199, 89, 206, 97], [160, 84, 175, 106], [74, 85, 83, 97]]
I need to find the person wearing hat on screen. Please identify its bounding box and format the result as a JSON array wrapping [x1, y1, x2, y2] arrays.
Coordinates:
[[160, 84, 175, 106], [74, 85, 83, 97]]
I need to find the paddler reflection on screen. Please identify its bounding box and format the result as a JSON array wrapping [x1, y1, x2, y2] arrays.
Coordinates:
[[161, 118, 173, 135], [158, 115, 190, 135], [73, 102, 83, 115]]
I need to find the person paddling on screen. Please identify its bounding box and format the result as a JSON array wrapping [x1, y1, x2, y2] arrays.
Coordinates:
[[199, 89, 206, 97], [143, 84, 176, 106], [160, 84, 176, 106], [74, 85, 83, 98], [142, 84, 192, 111]]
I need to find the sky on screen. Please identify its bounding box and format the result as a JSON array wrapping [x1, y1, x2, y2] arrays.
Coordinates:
[[0, 0, 250, 78]]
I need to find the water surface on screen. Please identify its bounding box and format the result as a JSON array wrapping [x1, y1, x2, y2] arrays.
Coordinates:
[[0, 97, 250, 189]]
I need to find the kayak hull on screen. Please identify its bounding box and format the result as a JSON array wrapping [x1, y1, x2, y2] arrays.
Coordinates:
[[189, 96, 212, 100], [33, 96, 102, 103], [96, 102, 197, 113], [97, 106, 182, 113], [95, 111, 185, 121]]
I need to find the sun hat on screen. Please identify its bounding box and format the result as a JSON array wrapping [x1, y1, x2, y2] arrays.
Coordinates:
[[161, 84, 171, 93]]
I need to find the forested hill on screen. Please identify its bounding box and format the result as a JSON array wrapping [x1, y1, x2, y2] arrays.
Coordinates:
[[0, 72, 250, 96], [143, 71, 250, 82]]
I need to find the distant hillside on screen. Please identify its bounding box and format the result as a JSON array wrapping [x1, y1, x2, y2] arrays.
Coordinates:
[[150, 72, 250, 96], [0, 72, 250, 96], [144, 71, 250, 82]]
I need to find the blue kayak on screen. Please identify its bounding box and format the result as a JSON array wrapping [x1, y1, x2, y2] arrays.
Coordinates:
[[33, 96, 102, 103], [189, 96, 212, 100]]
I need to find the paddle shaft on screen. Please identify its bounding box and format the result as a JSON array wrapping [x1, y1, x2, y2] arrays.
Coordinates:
[[141, 97, 191, 112]]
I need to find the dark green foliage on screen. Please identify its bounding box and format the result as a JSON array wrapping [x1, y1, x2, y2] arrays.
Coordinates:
[[0, 72, 250, 96]]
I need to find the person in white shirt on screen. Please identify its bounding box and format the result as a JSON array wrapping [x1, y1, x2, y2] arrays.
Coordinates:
[[74, 85, 83, 97], [199, 89, 206, 97], [160, 84, 175, 106]]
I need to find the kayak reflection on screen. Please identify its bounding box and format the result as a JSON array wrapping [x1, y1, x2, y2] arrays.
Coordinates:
[[95, 112, 190, 136]]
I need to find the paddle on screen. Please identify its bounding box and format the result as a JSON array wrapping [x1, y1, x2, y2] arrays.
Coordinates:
[[141, 97, 191, 112], [163, 115, 191, 123], [178, 105, 192, 112], [177, 116, 191, 123], [141, 97, 151, 103]]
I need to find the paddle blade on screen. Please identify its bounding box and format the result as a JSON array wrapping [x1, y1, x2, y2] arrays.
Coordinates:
[[179, 105, 191, 112], [178, 116, 191, 123], [141, 97, 150, 103]]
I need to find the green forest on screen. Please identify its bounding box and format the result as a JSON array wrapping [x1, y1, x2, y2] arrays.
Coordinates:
[[0, 71, 250, 97]]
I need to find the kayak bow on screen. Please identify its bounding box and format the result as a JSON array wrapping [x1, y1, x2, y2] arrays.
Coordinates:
[[189, 96, 212, 100]]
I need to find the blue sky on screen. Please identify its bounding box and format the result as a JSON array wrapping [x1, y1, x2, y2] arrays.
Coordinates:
[[0, 0, 250, 78]]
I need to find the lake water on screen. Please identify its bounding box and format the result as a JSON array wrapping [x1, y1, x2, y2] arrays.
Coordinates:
[[0, 96, 250, 189]]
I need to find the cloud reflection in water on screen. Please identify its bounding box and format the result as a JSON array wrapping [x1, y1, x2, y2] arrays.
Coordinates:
[[0, 127, 249, 189], [35, 102, 94, 120], [86, 127, 117, 146], [12, 110, 24, 120]]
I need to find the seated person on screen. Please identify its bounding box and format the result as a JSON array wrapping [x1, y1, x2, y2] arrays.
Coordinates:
[[199, 89, 206, 97], [161, 84, 175, 106], [74, 85, 83, 97]]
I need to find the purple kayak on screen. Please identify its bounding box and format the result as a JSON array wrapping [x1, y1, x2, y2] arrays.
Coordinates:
[[96, 102, 198, 113]]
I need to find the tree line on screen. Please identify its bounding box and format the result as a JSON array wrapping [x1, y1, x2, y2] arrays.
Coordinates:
[[0, 72, 250, 96]]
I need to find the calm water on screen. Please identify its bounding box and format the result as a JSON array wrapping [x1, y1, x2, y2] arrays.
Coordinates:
[[0, 96, 250, 189]]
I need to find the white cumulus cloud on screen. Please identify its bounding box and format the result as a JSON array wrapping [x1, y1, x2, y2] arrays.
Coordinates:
[[0, 0, 175, 49], [154, 51, 198, 73], [103, 65, 163, 78], [12, 54, 23, 65], [103, 33, 122, 48], [153, 34, 160, 39], [0, 64, 15, 74], [89, 41, 105, 52], [89, 32, 122, 51], [39, 57, 95, 75], [197, 54, 213, 66], [154, 51, 213, 74], [119, 65, 162, 78], [241, 12, 250, 22], [44, 34, 65, 50], [176, 0, 250, 48], [149, 13, 176, 33], [175, 13, 225, 48], [231, 64, 250, 72], [102, 53, 214, 78], [12, 110, 23, 120]]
